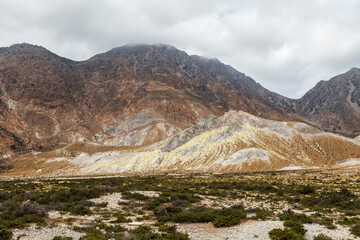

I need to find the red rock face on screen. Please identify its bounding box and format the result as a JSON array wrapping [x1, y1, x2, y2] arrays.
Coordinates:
[[0, 43, 302, 152]]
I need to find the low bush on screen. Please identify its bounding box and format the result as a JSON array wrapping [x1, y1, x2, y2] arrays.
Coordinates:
[[63, 204, 91, 216], [338, 217, 360, 226], [279, 210, 313, 224], [319, 188, 358, 210], [283, 220, 306, 236], [213, 215, 240, 227], [351, 224, 360, 237], [171, 210, 216, 223], [95, 202, 108, 208], [171, 205, 246, 227], [253, 209, 273, 220], [0, 228, 13, 240], [300, 196, 318, 207], [297, 185, 316, 194], [80, 228, 106, 240], [269, 228, 304, 240], [112, 212, 131, 223], [130, 226, 189, 240], [122, 192, 149, 201], [52, 236, 73, 240], [318, 217, 336, 229], [314, 234, 333, 240]]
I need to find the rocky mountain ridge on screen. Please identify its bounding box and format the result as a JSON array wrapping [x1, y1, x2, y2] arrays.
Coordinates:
[[245, 67, 360, 137], [0, 43, 359, 176], [0, 43, 301, 152]]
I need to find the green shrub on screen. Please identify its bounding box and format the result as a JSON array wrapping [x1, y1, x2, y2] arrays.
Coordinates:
[[213, 215, 240, 227], [122, 192, 149, 201], [52, 236, 73, 240], [171, 210, 216, 223], [64, 205, 91, 215], [300, 196, 318, 207], [254, 210, 273, 220], [279, 210, 313, 224], [298, 185, 316, 194], [112, 212, 131, 223], [80, 228, 106, 240], [156, 205, 169, 217], [318, 217, 336, 229], [162, 232, 189, 240], [314, 234, 333, 240], [338, 217, 360, 225], [130, 226, 159, 239], [319, 188, 357, 209], [158, 224, 176, 233], [269, 228, 305, 240], [283, 220, 306, 236], [3, 214, 46, 228], [0, 228, 13, 240], [95, 202, 108, 208], [171, 205, 246, 226], [351, 224, 360, 237], [144, 199, 161, 211], [130, 225, 189, 240]]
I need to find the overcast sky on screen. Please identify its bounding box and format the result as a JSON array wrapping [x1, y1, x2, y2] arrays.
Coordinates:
[[1, 0, 360, 98]]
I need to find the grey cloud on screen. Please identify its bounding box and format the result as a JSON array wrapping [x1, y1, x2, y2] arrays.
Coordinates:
[[0, 0, 360, 98]]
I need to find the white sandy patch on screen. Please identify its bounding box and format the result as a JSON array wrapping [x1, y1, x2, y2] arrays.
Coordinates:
[[177, 220, 284, 240], [276, 166, 305, 171], [304, 223, 359, 240], [131, 191, 159, 198], [47, 157, 68, 163], [178, 221, 360, 240], [13, 224, 85, 240], [337, 158, 360, 166], [90, 192, 126, 209]]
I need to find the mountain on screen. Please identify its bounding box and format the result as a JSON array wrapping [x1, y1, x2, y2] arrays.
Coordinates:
[[243, 68, 360, 137], [0, 43, 302, 153], [0, 43, 359, 176], [295, 68, 360, 137], [4, 111, 360, 176]]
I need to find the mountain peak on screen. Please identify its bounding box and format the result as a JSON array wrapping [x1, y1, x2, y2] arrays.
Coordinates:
[[6, 43, 47, 52], [346, 67, 360, 76]]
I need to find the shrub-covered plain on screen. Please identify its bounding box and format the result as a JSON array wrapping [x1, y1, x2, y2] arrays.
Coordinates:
[[0, 168, 359, 239]]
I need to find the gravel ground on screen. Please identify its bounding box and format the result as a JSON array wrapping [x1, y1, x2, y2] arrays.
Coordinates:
[[177, 220, 284, 240], [12, 224, 85, 240], [90, 192, 125, 209], [177, 221, 360, 240], [304, 223, 359, 240]]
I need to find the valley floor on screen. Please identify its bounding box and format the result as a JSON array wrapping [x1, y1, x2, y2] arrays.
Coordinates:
[[1, 167, 360, 240]]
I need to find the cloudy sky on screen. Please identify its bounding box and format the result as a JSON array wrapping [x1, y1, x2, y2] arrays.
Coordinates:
[[1, 0, 360, 98]]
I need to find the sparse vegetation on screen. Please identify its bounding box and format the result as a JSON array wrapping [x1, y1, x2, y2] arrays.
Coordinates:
[[0, 169, 359, 239], [314, 234, 333, 240], [351, 224, 360, 237], [269, 228, 304, 240]]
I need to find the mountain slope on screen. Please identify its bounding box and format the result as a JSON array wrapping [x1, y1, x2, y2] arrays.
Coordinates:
[[4, 111, 359, 176], [0, 43, 302, 152], [241, 68, 360, 137], [296, 68, 360, 137]]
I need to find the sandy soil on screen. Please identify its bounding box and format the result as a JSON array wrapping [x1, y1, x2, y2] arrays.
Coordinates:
[[177, 220, 284, 240], [12, 224, 85, 240], [177, 221, 360, 240]]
